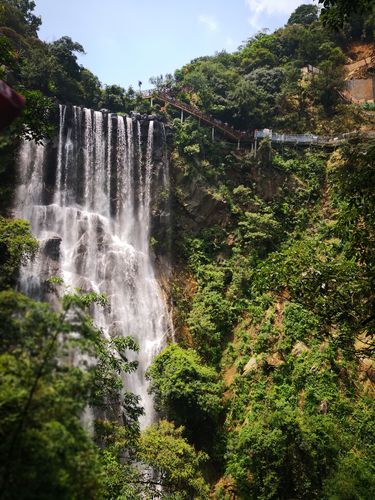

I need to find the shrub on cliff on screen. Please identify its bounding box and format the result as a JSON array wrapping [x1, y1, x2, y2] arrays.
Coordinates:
[[146, 344, 223, 444]]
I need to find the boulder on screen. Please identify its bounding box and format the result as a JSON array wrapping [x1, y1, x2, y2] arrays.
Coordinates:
[[42, 235, 62, 261], [265, 352, 284, 368], [243, 357, 258, 375], [319, 400, 328, 414], [292, 341, 309, 357], [359, 358, 375, 382]]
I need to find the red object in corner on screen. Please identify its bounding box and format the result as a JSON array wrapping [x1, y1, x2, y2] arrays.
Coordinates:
[[0, 80, 26, 130]]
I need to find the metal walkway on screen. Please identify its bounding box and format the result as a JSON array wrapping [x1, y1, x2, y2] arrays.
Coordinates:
[[143, 90, 252, 144], [253, 129, 374, 146], [142, 90, 374, 148]]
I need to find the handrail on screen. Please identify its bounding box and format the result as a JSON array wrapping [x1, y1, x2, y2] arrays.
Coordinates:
[[142, 89, 374, 148], [254, 129, 374, 145], [142, 89, 253, 142]]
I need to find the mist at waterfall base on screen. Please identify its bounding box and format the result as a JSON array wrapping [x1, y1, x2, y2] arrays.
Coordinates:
[[14, 105, 172, 428]]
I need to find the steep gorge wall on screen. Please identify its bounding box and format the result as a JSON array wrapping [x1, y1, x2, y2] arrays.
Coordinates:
[[166, 135, 375, 498]]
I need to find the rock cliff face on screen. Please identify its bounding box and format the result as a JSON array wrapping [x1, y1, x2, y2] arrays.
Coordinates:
[[169, 140, 290, 241], [174, 172, 230, 230]]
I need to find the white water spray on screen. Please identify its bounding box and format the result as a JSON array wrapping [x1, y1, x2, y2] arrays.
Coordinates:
[[15, 106, 171, 427]]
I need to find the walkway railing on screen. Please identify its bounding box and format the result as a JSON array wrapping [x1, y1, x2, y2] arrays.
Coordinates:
[[255, 129, 375, 145], [142, 89, 374, 148], [143, 89, 253, 143]]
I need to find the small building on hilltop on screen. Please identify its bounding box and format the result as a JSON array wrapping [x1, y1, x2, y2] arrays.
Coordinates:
[[301, 64, 322, 78]]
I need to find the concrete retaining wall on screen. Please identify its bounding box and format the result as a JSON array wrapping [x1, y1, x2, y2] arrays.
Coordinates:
[[346, 77, 375, 102]]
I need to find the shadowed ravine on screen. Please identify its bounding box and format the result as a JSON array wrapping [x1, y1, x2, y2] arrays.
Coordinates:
[[14, 105, 172, 428]]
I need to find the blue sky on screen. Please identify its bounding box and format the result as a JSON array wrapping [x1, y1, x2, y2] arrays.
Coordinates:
[[35, 0, 314, 89]]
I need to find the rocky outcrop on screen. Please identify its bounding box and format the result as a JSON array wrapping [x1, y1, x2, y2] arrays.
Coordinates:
[[43, 235, 61, 261], [292, 341, 309, 357], [265, 352, 284, 368], [174, 174, 229, 231], [243, 357, 259, 375]]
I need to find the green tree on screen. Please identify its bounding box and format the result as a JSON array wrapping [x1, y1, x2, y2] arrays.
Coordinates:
[[179, 57, 239, 117], [240, 32, 280, 73], [49, 36, 85, 80], [327, 142, 375, 358], [147, 345, 223, 443], [49, 36, 86, 103], [101, 84, 126, 112], [227, 78, 267, 129], [0, 289, 142, 499], [0, 34, 18, 79], [0, 0, 41, 36], [137, 421, 209, 500], [318, 0, 374, 29], [0, 217, 37, 289], [308, 43, 346, 115], [236, 209, 281, 255], [80, 68, 102, 109], [288, 4, 319, 26]]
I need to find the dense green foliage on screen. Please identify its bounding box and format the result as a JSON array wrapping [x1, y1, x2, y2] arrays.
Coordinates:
[[152, 24, 374, 496], [0, 222, 207, 499], [0, 0, 151, 148], [147, 345, 223, 445], [0, 1, 374, 498], [288, 4, 319, 26], [0, 216, 37, 288], [150, 4, 374, 136], [318, 0, 375, 31], [159, 22, 374, 490], [165, 135, 375, 498], [0, 289, 122, 498], [137, 421, 209, 499]]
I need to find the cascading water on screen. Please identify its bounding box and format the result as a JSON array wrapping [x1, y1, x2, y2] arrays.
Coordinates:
[[14, 105, 172, 427]]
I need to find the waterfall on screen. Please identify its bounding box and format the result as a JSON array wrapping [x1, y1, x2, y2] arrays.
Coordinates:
[[14, 105, 172, 428]]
